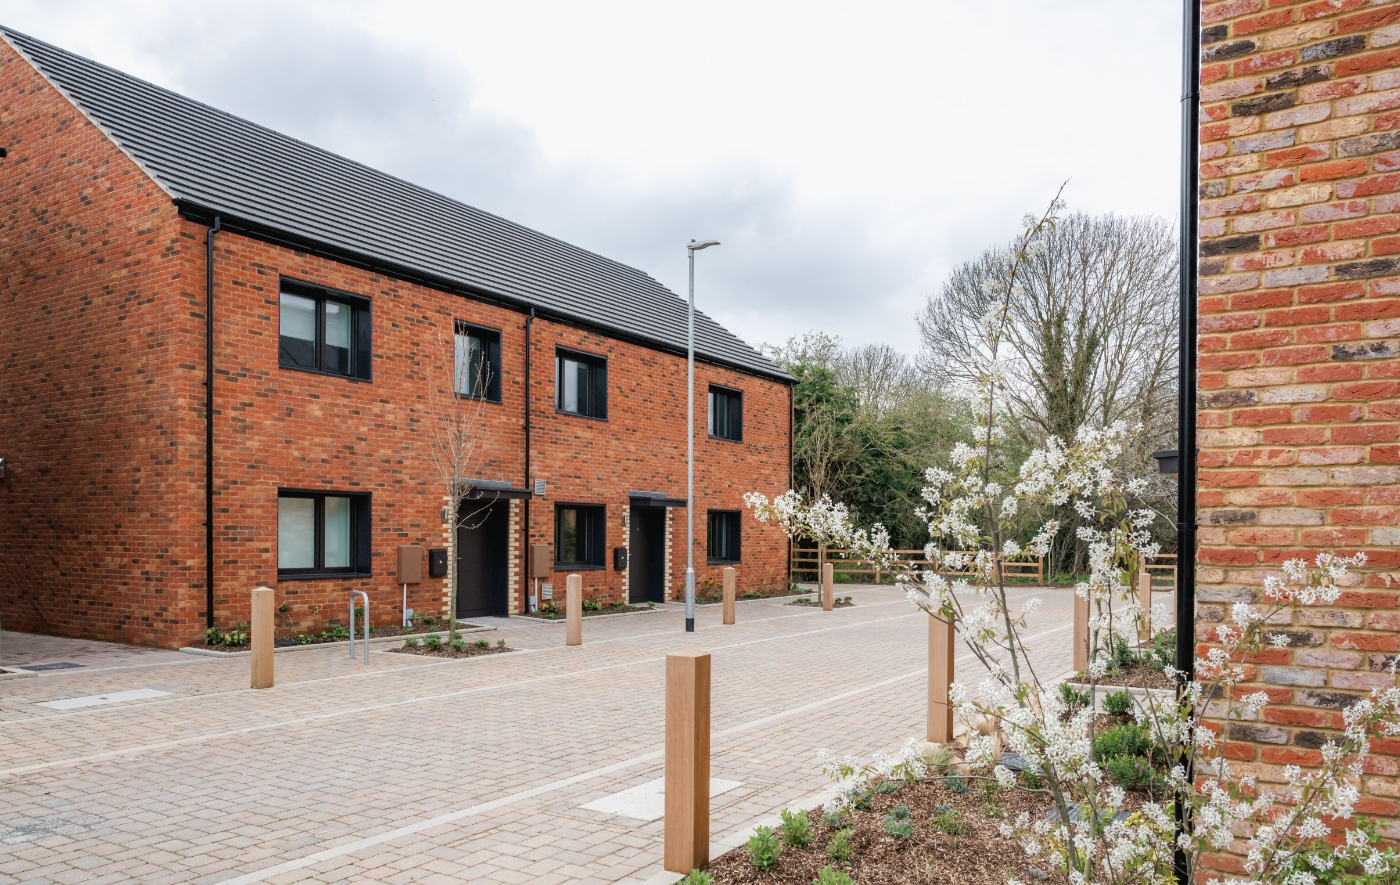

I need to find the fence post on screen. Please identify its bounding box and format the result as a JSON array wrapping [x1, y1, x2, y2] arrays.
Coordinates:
[[722, 567, 736, 625], [566, 574, 582, 647], [927, 613, 954, 743], [664, 649, 711, 874], [250, 586, 274, 689], [1138, 555, 1152, 642], [1038, 555, 1044, 584], [822, 562, 834, 611], [1073, 590, 1090, 673]]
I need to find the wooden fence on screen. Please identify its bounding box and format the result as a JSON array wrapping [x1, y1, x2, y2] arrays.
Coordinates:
[[1142, 553, 1177, 591], [791, 548, 1044, 585]]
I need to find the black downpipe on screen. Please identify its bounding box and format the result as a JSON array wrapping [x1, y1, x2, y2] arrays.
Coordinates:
[[524, 308, 535, 614], [205, 216, 221, 630], [1175, 1, 1200, 880]]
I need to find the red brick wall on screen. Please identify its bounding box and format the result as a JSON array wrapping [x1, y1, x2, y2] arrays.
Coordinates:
[[0, 38, 792, 648], [0, 38, 205, 646], [1198, 0, 1400, 852]]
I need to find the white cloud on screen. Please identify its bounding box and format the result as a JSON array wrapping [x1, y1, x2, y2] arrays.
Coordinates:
[[0, 0, 1182, 355]]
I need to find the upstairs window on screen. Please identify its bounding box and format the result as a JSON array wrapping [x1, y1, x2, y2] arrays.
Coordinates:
[[278, 281, 372, 380], [454, 322, 502, 402], [556, 349, 608, 419], [707, 510, 741, 563], [709, 385, 743, 441], [278, 491, 371, 577], [555, 504, 606, 568]]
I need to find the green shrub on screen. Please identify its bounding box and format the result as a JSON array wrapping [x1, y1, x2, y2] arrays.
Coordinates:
[[1019, 769, 1045, 790], [1093, 725, 1153, 762], [920, 743, 953, 773], [1058, 682, 1091, 711], [747, 825, 782, 871], [1111, 635, 1136, 670], [813, 866, 857, 885], [582, 598, 602, 612], [205, 627, 225, 646], [883, 805, 914, 839], [827, 827, 853, 865], [1152, 628, 1176, 672], [874, 779, 900, 794], [822, 809, 847, 829], [779, 808, 811, 849], [495, 638, 505, 647], [539, 601, 557, 616], [851, 789, 874, 810], [424, 634, 443, 651], [934, 805, 969, 836], [404, 637, 420, 648], [473, 638, 490, 650], [1104, 755, 1167, 793], [676, 870, 712, 885], [451, 638, 467, 652], [1104, 689, 1134, 717], [942, 774, 969, 794]]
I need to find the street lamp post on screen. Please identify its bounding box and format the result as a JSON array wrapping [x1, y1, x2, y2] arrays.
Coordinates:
[[685, 238, 720, 633]]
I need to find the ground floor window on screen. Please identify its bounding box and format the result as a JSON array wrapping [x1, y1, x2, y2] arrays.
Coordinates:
[[555, 504, 606, 568], [707, 510, 741, 563], [278, 491, 371, 577]]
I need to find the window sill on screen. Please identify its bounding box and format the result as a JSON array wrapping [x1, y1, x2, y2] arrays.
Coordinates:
[[277, 571, 373, 581], [554, 408, 608, 422], [455, 392, 503, 404], [706, 559, 741, 566], [279, 363, 372, 384], [707, 434, 743, 443], [553, 564, 605, 571]]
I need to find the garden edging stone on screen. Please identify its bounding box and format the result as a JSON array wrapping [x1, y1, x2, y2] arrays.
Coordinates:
[[178, 625, 496, 657]]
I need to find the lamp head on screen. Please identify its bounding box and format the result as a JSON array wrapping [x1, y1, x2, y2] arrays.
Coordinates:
[[687, 238, 720, 252]]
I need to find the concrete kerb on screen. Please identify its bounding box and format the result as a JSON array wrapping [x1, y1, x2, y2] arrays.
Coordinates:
[[0, 667, 38, 681], [178, 625, 496, 658]]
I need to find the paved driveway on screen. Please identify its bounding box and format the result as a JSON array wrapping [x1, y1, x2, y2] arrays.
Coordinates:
[[0, 584, 1089, 885]]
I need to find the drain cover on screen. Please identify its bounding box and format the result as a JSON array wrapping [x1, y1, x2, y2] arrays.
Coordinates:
[[21, 662, 83, 672]]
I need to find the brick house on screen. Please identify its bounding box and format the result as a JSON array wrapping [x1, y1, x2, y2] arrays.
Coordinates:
[[0, 27, 793, 649], [1195, 0, 1400, 859]]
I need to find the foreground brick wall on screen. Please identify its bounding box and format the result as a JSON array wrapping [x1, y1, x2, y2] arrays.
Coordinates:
[[0, 38, 791, 648], [1198, 0, 1400, 858]]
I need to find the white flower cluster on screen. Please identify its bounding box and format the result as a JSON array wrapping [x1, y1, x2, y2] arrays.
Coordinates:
[[817, 738, 929, 816], [742, 490, 854, 548]]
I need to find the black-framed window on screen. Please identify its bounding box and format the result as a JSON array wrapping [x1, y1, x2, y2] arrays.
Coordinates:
[[277, 491, 371, 577], [454, 322, 502, 402], [556, 349, 607, 419], [709, 385, 743, 441], [707, 510, 741, 563], [555, 504, 606, 569], [278, 281, 372, 380]]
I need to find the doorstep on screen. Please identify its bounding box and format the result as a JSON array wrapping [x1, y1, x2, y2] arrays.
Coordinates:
[[178, 625, 496, 658]]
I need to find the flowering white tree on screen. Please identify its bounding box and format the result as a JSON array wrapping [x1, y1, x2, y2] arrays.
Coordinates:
[[744, 490, 858, 576], [791, 196, 1400, 885]]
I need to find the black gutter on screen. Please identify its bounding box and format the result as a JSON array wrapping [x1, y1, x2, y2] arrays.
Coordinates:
[[524, 307, 534, 614], [205, 215, 221, 630], [1175, 1, 1200, 880], [172, 202, 796, 387]]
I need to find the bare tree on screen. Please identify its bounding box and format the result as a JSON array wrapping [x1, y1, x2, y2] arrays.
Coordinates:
[[424, 322, 494, 636], [916, 212, 1178, 449], [837, 343, 920, 415]]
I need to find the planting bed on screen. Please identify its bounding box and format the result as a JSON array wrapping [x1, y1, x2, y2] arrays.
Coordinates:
[[696, 585, 810, 605], [702, 777, 1060, 885], [1085, 660, 1173, 692], [199, 622, 484, 652], [519, 602, 657, 620], [389, 641, 515, 659], [788, 596, 855, 608]]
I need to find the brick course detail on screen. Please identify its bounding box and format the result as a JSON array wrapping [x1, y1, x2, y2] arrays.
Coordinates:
[[1200, 0, 1400, 845], [0, 40, 791, 648]]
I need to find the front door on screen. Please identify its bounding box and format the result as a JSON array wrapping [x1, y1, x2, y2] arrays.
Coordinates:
[[628, 507, 666, 604], [457, 500, 508, 619]]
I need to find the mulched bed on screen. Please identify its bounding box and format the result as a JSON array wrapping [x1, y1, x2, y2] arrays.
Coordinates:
[[703, 777, 1062, 885], [519, 603, 657, 620], [199, 622, 483, 652], [696, 586, 811, 605], [787, 597, 855, 609], [1082, 660, 1175, 692], [387, 642, 515, 659]]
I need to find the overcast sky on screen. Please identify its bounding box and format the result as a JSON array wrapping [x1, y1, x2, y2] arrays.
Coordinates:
[[1, 0, 1184, 356]]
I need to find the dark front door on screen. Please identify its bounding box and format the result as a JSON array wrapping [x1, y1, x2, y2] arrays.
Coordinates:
[[457, 500, 508, 619], [628, 507, 666, 604]]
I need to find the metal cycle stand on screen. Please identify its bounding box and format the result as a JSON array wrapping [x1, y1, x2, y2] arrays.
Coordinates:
[[349, 590, 369, 666]]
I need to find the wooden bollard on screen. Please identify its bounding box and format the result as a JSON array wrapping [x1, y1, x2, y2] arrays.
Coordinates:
[[822, 562, 834, 611], [926, 613, 954, 743], [566, 574, 583, 646], [250, 586, 274, 689], [664, 649, 711, 874], [722, 567, 736, 626], [1073, 591, 1090, 673], [1138, 558, 1153, 642]]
